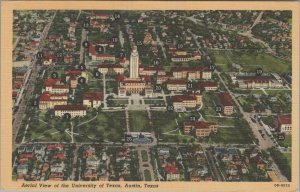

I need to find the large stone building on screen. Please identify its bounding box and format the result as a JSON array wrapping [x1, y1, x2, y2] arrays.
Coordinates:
[[184, 121, 218, 137], [83, 92, 103, 108], [97, 64, 124, 75], [171, 66, 212, 80], [276, 115, 292, 134], [54, 105, 87, 118], [130, 46, 139, 78], [171, 94, 202, 111], [39, 92, 68, 110], [43, 79, 69, 94], [117, 46, 152, 96], [64, 69, 88, 89], [166, 79, 188, 92], [219, 92, 234, 115], [230, 73, 283, 89]]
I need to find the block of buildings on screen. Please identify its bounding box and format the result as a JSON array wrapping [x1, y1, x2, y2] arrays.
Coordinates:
[[184, 121, 218, 137], [43, 79, 69, 94], [39, 92, 68, 110], [54, 105, 87, 118], [171, 94, 202, 111], [219, 92, 234, 115], [97, 64, 124, 75], [276, 115, 291, 134], [83, 92, 104, 108]]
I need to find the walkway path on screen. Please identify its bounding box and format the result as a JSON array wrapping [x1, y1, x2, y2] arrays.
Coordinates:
[[137, 147, 155, 181], [125, 109, 130, 132]]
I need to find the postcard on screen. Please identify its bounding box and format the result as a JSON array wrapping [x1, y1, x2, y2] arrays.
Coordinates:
[[1, 1, 299, 192]]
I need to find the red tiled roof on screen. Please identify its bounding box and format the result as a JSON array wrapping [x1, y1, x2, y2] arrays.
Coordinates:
[[52, 84, 69, 89], [140, 65, 160, 71], [97, 64, 123, 68], [166, 79, 188, 85], [277, 115, 291, 125], [39, 92, 67, 102], [64, 69, 82, 76], [95, 53, 115, 57], [219, 92, 233, 106], [95, 13, 110, 17], [201, 66, 211, 72], [164, 164, 179, 174], [252, 155, 267, 165], [139, 75, 151, 82], [123, 79, 146, 83], [171, 55, 191, 59], [47, 144, 64, 149], [43, 54, 57, 61], [83, 92, 103, 101], [171, 95, 196, 102], [54, 105, 87, 111], [238, 76, 272, 83], [171, 66, 202, 72], [12, 91, 18, 98], [43, 78, 61, 86], [116, 74, 125, 82]]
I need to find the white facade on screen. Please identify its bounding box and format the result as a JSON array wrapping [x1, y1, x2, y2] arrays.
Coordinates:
[[130, 46, 139, 78], [280, 124, 292, 134], [83, 99, 101, 108]]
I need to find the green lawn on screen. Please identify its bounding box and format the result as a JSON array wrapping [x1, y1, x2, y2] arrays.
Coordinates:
[[264, 90, 292, 96], [226, 51, 291, 73], [46, 67, 65, 78], [129, 111, 151, 132], [106, 81, 118, 94], [113, 99, 129, 105], [141, 150, 148, 162], [204, 116, 236, 126], [212, 51, 232, 72], [87, 79, 103, 91], [283, 153, 292, 167], [23, 109, 72, 142], [151, 111, 200, 142], [278, 134, 292, 148], [144, 170, 152, 181], [151, 111, 183, 134], [144, 99, 165, 106], [238, 96, 260, 112], [201, 92, 220, 117], [203, 126, 254, 144], [74, 111, 126, 142]]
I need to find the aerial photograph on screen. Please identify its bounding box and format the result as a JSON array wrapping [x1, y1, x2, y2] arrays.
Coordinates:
[[12, 10, 292, 182]]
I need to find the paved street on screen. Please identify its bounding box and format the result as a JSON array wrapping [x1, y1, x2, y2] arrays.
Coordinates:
[[12, 12, 57, 151], [136, 146, 155, 181]]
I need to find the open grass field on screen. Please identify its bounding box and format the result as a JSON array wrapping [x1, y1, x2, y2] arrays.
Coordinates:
[[201, 92, 220, 117], [213, 51, 231, 72], [202, 126, 254, 144], [212, 51, 291, 73], [227, 52, 291, 73], [74, 111, 125, 142], [204, 116, 236, 126], [283, 153, 292, 167], [144, 99, 165, 105], [278, 134, 292, 148], [151, 111, 177, 134], [129, 111, 151, 132]]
